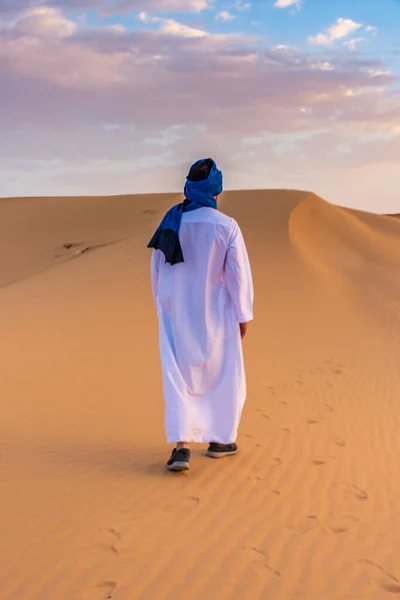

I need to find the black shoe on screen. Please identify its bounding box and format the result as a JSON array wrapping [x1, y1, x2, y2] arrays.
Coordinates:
[[205, 443, 238, 458], [166, 448, 191, 471]]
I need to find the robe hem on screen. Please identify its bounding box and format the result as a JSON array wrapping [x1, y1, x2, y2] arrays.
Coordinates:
[[167, 435, 237, 444]]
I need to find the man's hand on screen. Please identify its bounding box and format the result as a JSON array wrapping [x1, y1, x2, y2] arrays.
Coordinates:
[[239, 322, 249, 340]]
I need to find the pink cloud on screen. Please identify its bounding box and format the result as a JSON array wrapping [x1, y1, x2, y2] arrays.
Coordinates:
[[0, 0, 211, 15]]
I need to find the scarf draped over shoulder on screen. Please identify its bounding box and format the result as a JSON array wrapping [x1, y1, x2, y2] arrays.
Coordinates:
[[147, 159, 223, 265]]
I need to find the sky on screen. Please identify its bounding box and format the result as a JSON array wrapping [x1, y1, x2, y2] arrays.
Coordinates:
[[1, 0, 400, 212]]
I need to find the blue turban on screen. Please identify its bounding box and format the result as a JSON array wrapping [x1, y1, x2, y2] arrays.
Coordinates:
[[147, 159, 223, 265]]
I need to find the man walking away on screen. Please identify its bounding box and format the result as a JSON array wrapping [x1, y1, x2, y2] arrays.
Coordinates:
[[148, 158, 254, 471]]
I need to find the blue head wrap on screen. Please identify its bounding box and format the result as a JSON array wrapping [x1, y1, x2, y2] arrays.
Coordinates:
[[147, 159, 223, 265]]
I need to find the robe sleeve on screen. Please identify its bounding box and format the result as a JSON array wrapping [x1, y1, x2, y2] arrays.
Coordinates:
[[225, 220, 254, 323], [151, 249, 161, 304]]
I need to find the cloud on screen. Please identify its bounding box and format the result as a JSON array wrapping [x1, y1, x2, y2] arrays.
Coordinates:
[[137, 12, 208, 36], [343, 37, 363, 51], [308, 18, 362, 46], [235, 0, 251, 11], [368, 69, 392, 77], [365, 25, 377, 35], [274, 0, 301, 9], [341, 24, 377, 51], [310, 61, 334, 71], [273, 44, 297, 52], [117, 0, 211, 11], [3, 6, 76, 37], [137, 11, 161, 25], [215, 11, 235, 22], [159, 18, 208, 37], [0, 11, 131, 87], [0, 0, 212, 15]]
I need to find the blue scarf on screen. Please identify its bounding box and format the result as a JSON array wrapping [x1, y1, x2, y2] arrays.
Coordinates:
[[147, 159, 223, 265]]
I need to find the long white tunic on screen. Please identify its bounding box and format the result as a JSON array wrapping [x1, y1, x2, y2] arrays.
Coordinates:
[[151, 207, 254, 444]]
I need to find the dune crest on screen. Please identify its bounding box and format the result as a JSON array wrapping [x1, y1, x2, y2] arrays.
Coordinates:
[[290, 194, 400, 274], [1, 190, 400, 600], [289, 194, 400, 316]]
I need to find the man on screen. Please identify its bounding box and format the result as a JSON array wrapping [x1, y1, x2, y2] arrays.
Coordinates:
[[148, 158, 254, 471]]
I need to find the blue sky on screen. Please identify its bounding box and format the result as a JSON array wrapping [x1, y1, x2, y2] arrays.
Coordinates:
[[0, 0, 399, 212], [90, 0, 400, 54]]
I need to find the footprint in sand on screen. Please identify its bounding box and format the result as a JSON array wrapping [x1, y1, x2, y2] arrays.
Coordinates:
[[306, 419, 320, 425], [266, 386, 276, 396], [358, 560, 400, 594], [380, 579, 400, 594], [253, 408, 270, 419], [324, 360, 344, 371], [61, 529, 121, 569], [163, 496, 200, 512], [244, 546, 281, 577], [92, 529, 121, 557], [81, 580, 117, 600], [288, 515, 319, 535], [252, 412, 270, 419], [312, 455, 336, 466], [251, 457, 282, 479], [332, 436, 346, 447], [248, 475, 281, 496], [325, 403, 334, 412], [244, 433, 261, 448], [332, 367, 344, 376], [290, 513, 358, 536], [341, 483, 369, 501], [324, 513, 359, 534]]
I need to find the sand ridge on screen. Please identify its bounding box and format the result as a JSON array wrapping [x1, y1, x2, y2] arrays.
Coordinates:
[[1, 190, 400, 599]]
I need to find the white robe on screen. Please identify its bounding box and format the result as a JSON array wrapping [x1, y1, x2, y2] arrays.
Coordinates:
[[151, 207, 254, 444]]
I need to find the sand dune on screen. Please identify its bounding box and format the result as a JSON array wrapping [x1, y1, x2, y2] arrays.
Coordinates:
[[1, 190, 400, 599]]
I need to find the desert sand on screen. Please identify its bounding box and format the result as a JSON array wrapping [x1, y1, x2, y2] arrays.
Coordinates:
[[1, 190, 400, 600]]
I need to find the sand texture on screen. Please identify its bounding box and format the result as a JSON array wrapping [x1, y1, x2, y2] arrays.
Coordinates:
[[1, 190, 400, 599]]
